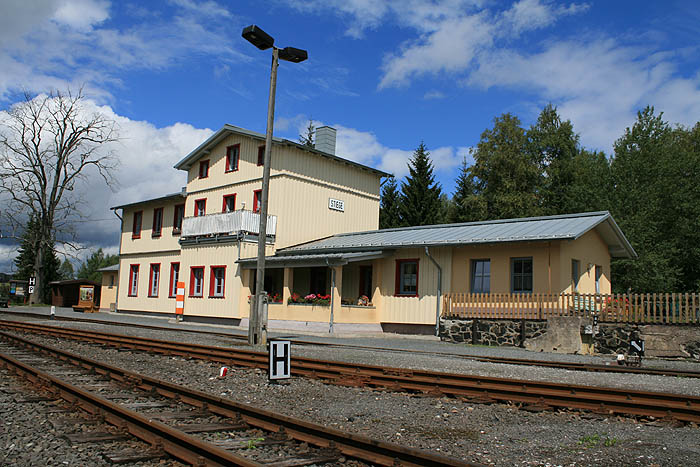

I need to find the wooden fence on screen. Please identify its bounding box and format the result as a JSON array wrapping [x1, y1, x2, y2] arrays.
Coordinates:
[[442, 292, 700, 324]]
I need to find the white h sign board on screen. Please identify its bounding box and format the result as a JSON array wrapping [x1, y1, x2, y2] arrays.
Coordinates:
[[28, 277, 36, 286], [268, 340, 291, 380]]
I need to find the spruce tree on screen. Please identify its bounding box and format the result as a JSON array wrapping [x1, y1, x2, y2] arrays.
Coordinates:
[[449, 157, 486, 223], [379, 176, 401, 229], [59, 259, 75, 280], [299, 119, 315, 147], [13, 215, 60, 302], [399, 142, 443, 226]]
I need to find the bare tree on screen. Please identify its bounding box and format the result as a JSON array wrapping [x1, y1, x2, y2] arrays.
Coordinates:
[[0, 89, 118, 303]]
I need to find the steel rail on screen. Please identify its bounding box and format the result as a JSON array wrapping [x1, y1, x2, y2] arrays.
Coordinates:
[[0, 330, 472, 467], [2, 312, 699, 379], [0, 348, 259, 466], [2, 320, 700, 423]]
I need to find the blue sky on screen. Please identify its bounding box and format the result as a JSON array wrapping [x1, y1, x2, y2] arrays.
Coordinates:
[[1, 0, 699, 273]]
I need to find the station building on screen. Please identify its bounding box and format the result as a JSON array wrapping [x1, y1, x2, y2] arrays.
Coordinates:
[[111, 124, 635, 333]]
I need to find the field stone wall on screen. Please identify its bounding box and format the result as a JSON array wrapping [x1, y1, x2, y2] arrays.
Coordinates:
[[441, 318, 700, 360], [440, 319, 547, 347]]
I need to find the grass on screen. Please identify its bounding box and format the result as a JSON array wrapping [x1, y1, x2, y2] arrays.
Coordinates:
[[577, 433, 618, 448]]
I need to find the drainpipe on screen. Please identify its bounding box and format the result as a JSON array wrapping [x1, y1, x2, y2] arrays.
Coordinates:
[[113, 209, 123, 313], [326, 258, 334, 334], [424, 247, 442, 337]]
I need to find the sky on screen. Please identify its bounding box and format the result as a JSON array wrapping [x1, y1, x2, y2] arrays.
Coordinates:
[[0, 0, 699, 273]]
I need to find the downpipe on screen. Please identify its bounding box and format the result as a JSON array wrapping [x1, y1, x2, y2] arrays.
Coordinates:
[[424, 247, 442, 337]]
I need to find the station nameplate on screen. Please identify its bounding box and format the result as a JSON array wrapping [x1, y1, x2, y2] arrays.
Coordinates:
[[328, 198, 344, 212]]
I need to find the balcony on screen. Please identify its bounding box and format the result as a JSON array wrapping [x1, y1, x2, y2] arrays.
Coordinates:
[[181, 210, 277, 238]]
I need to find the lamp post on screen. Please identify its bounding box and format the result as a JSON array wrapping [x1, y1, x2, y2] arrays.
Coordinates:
[[242, 25, 307, 347]]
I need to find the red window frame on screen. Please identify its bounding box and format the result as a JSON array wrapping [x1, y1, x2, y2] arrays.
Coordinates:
[[253, 190, 262, 213], [128, 264, 139, 297], [394, 259, 419, 297], [194, 198, 206, 217], [257, 145, 265, 166], [132, 211, 143, 239], [148, 263, 160, 297], [172, 204, 185, 235], [168, 262, 180, 298], [152, 207, 163, 237], [199, 160, 209, 179], [189, 266, 205, 297], [209, 265, 226, 298], [222, 194, 236, 213], [226, 144, 240, 172]]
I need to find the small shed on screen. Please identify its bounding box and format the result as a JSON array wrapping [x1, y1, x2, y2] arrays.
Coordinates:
[[49, 280, 101, 308], [97, 264, 119, 311]]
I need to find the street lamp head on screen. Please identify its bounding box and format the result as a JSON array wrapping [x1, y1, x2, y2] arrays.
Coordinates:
[[279, 46, 308, 63], [242, 25, 274, 50]]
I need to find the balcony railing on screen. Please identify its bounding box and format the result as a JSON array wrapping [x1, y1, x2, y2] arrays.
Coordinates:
[[181, 210, 277, 238]]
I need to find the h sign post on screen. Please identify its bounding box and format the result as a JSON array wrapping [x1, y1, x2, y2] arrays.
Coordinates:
[[268, 340, 291, 381]]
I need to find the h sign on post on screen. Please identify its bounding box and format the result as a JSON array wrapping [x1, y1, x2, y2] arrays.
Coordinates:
[[268, 340, 291, 381], [28, 277, 36, 286]]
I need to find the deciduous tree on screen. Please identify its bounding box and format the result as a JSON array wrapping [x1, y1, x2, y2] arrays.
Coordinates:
[[0, 89, 117, 303]]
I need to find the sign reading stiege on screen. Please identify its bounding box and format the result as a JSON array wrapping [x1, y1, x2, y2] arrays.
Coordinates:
[[328, 198, 344, 212], [268, 340, 291, 381]]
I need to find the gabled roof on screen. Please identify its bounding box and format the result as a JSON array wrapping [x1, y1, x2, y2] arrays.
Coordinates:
[[280, 211, 637, 259], [173, 124, 390, 177]]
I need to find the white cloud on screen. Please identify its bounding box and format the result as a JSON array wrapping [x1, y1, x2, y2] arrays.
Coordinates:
[[0, 95, 213, 272], [467, 38, 700, 150], [53, 0, 110, 30], [423, 90, 446, 99], [0, 0, 246, 101]]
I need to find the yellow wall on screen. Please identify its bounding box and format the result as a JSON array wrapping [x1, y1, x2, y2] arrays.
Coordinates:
[[117, 251, 181, 314], [376, 247, 452, 325], [559, 230, 611, 294], [120, 197, 185, 255], [99, 271, 118, 310], [451, 241, 561, 294]]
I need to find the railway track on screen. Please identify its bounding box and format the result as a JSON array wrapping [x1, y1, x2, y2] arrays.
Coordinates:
[[0, 330, 471, 466], [2, 320, 700, 424], [2, 312, 699, 379]]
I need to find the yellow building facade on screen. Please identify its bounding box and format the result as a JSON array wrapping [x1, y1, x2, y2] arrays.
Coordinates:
[[111, 124, 635, 333]]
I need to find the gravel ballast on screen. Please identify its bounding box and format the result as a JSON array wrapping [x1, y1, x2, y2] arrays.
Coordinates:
[[1, 316, 699, 466]]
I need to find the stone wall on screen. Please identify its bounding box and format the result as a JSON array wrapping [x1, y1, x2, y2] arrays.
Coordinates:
[[440, 318, 547, 347], [595, 323, 700, 359]]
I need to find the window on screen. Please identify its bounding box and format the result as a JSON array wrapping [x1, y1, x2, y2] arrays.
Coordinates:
[[222, 194, 236, 213], [471, 259, 491, 293], [257, 145, 265, 166], [253, 190, 262, 213], [152, 207, 163, 237], [571, 259, 580, 293], [173, 204, 185, 234], [210, 266, 226, 298], [194, 198, 206, 217], [148, 263, 160, 297], [595, 265, 602, 294], [199, 160, 209, 178], [128, 264, 139, 296], [169, 263, 180, 298], [189, 266, 204, 297], [511, 257, 533, 293], [132, 211, 143, 239], [226, 144, 240, 172], [395, 259, 419, 296]]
